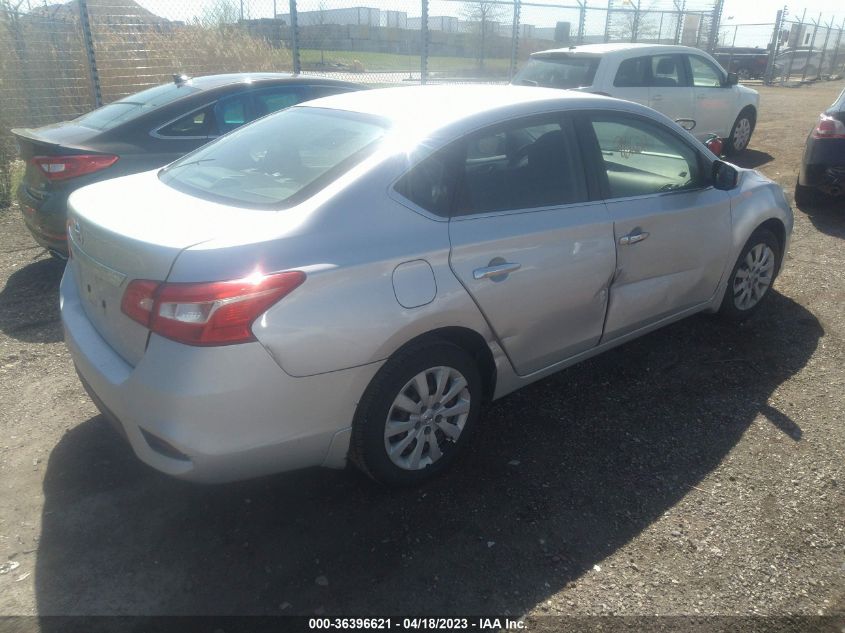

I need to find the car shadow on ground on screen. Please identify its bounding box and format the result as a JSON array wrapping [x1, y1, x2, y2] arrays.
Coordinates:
[[732, 149, 775, 170], [34, 291, 821, 617], [795, 198, 845, 240], [0, 256, 64, 344]]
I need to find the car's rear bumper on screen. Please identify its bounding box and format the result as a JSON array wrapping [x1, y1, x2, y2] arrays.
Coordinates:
[[18, 186, 70, 256], [799, 137, 845, 195], [60, 265, 381, 483]]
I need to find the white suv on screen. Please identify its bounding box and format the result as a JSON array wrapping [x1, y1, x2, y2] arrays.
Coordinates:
[[513, 43, 760, 155]]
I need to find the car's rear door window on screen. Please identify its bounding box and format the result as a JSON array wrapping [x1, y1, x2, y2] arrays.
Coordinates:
[[456, 116, 586, 215], [215, 93, 254, 135], [651, 55, 684, 86], [157, 106, 215, 138], [614, 56, 651, 87]]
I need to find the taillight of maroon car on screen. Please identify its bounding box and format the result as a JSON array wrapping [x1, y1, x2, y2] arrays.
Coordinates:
[[32, 154, 119, 181]]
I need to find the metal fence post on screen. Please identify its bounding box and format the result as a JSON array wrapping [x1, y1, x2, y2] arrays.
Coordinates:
[[509, 0, 520, 80], [673, 0, 685, 45], [288, 0, 301, 74], [578, 1, 586, 44], [725, 25, 738, 75], [801, 15, 821, 82], [78, 0, 102, 108], [707, 0, 723, 52], [764, 8, 784, 84], [631, 0, 641, 43], [420, 0, 429, 84], [783, 9, 804, 83], [816, 18, 832, 80], [831, 20, 845, 75]]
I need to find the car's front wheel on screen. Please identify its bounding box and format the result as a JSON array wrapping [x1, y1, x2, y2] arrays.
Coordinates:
[[726, 108, 756, 155], [719, 228, 781, 320], [350, 341, 482, 486]]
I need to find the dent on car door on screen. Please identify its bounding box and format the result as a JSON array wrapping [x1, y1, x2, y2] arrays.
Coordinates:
[[578, 112, 732, 341], [440, 114, 616, 376]]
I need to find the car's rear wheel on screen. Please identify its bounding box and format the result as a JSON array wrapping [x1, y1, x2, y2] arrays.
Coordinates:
[[719, 228, 781, 321], [726, 108, 756, 155], [350, 341, 482, 486]]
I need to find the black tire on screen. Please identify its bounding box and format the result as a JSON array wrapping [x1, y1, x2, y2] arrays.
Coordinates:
[[349, 341, 483, 487], [726, 107, 756, 156], [718, 227, 781, 321], [48, 250, 68, 264]]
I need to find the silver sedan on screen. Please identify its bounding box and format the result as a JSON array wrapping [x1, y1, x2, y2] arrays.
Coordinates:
[[60, 85, 793, 486]]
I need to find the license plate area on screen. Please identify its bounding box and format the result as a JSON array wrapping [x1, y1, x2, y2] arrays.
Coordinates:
[[70, 236, 127, 319]]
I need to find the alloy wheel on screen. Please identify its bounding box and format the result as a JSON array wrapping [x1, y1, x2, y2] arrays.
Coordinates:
[[733, 117, 752, 152], [383, 366, 471, 471], [732, 243, 775, 311]]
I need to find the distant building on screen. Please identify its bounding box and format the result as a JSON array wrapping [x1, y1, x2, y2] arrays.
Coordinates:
[[407, 15, 459, 32], [277, 7, 380, 27], [381, 10, 407, 29]]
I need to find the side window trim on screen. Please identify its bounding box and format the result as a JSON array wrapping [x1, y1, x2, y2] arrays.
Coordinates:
[[574, 108, 715, 201], [150, 101, 216, 140]]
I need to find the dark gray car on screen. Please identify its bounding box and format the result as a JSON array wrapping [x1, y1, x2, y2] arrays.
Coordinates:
[[13, 73, 363, 257]]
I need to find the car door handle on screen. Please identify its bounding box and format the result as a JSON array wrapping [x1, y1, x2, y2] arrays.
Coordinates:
[[618, 231, 650, 246], [473, 262, 521, 280]]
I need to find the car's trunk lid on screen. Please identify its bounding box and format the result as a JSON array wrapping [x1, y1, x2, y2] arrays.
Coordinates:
[[12, 124, 105, 191], [66, 170, 287, 366]]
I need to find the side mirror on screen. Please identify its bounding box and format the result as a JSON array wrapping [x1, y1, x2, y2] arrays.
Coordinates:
[[712, 160, 739, 190], [726, 72, 739, 86]]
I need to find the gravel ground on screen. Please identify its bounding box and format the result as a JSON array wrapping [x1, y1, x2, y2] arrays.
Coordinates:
[[0, 81, 843, 622]]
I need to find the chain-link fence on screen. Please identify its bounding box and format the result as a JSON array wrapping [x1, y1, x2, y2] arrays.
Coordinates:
[[3, 0, 845, 207]]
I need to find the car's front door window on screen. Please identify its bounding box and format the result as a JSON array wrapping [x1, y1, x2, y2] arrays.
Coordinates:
[[688, 55, 724, 87], [589, 116, 702, 198]]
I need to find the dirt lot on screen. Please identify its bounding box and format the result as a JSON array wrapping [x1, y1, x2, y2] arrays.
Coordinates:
[[0, 81, 843, 623]]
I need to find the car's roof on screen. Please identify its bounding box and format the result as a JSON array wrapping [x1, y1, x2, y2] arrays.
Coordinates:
[[185, 72, 357, 90], [531, 43, 707, 58], [302, 84, 618, 133]]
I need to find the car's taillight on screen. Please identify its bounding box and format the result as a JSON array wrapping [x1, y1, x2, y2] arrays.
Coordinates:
[[32, 154, 118, 181], [811, 114, 845, 139], [121, 271, 305, 346]]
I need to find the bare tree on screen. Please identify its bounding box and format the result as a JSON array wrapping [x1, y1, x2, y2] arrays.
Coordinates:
[[461, 1, 505, 71], [197, 0, 241, 28], [609, 0, 660, 43]]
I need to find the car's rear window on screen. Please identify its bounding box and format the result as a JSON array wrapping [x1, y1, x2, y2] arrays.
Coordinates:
[[75, 82, 200, 131], [513, 56, 600, 89], [158, 107, 388, 208]]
